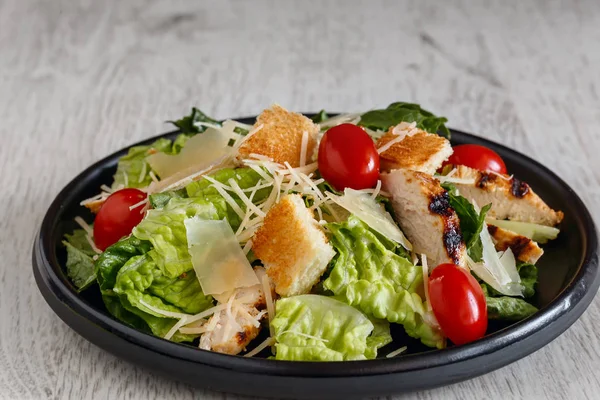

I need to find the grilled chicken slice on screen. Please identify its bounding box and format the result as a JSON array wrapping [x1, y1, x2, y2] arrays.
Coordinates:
[[487, 225, 543, 264], [199, 268, 274, 355], [452, 165, 563, 226], [375, 122, 453, 174], [381, 169, 466, 267]]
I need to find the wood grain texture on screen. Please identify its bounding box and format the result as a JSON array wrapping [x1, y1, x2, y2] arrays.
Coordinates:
[[1, 0, 599, 399]]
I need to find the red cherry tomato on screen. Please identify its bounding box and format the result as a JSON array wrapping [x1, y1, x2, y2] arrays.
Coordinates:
[[93, 188, 147, 251], [428, 263, 488, 345], [318, 123, 380, 191], [443, 144, 507, 174]]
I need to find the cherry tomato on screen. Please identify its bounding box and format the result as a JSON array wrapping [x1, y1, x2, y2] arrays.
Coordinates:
[[318, 123, 380, 191], [428, 263, 488, 345], [93, 188, 147, 251], [443, 144, 507, 174]]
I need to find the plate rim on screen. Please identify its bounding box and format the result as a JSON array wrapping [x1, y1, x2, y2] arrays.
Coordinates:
[[33, 118, 600, 380]]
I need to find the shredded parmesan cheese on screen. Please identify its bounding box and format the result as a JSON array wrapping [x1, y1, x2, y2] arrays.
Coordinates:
[[138, 299, 192, 320], [74, 216, 93, 236], [371, 180, 382, 199], [164, 316, 189, 340], [279, 331, 329, 342], [138, 161, 147, 183], [243, 337, 275, 357], [386, 346, 408, 358], [421, 254, 432, 311]]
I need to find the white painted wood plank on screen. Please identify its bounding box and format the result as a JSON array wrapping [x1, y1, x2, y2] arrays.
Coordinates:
[[0, 0, 598, 399]]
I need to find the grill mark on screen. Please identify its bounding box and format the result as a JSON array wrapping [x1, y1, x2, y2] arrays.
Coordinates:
[[429, 192, 453, 217], [443, 219, 463, 264], [236, 330, 247, 345], [511, 177, 530, 198], [477, 172, 497, 188], [487, 224, 498, 236], [487, 226, 534, 260], [429, 191, 465, 264]]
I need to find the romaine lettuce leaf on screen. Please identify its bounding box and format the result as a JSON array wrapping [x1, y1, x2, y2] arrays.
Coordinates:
[[365, 319, 393, 359], [94, 236, 153, 291], [112, 138, 172, 189], [271, 295, 382, 361], [113, 254, 212, 315], [323, 216, 444, 349], [480, 262, 538, 320], [358, 102, 450, 138], [484, 293, 538, 321], [185, 167, 270, 202], [131, 198, 222, 278], [63, 229, 96, 291], [442, 182, 491, 261]]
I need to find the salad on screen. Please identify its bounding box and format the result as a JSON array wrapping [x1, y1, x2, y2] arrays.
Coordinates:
[[63, 103, 563, 360]]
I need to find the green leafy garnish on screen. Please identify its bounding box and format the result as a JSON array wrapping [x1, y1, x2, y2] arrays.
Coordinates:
[[62, 229, 96, 292], [167, 107, 220, 134], [311, 110, 329, 123], [358, 102, 450, 138], [94, 236, 153, 291], [442, 182, 491, 261]]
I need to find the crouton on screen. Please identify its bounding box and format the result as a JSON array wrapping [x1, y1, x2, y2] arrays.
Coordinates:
[[453, 165, 564, 226], [375, 123, 453, 174], [487, 225, 544, 265], [252, 194, 335, 297], [381, 169, 467, 268], [237, 105, 319, 167]]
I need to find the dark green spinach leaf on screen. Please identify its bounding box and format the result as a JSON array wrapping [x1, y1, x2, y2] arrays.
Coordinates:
[[358, 102, 450, 138]]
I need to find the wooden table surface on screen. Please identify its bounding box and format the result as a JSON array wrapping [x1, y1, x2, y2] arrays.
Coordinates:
[[1, 0, 599, 399]]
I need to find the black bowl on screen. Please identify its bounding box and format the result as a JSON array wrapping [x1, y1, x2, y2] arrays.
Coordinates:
[[33, 117, 600, 399]]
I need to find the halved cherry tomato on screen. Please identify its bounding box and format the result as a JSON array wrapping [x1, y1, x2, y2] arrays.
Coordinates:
[[93, 188, 147, 251], [443, 144, 507, 174], [428, 263, 488, 345], [318, 123, 379, 191]]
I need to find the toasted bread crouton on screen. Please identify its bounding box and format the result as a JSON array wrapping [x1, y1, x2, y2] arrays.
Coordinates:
[[381, 169, 467, 268], [375, 123, 453, 174], [487, 225, 544, 264], [252, 194, 335, 297], [453, 165, 563, 226], [199, 267, 274, 355], [236, 105, 319, 167], [82, 199, 105, 214]]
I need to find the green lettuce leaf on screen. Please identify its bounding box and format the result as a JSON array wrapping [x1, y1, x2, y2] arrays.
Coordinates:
[[484, 294, 538, 321], [63, 229, 96, 291], [358, 102, 450, 138], [94, 236, 153, 291], [148, 188, 187, 210], [185, 167, 270, 202], [112, 138, 172, 189], [131, 197, 223, 278], [311, 110, 329, 123], [441, 182, 491, 261], [365, 319, 393, 359], [271, 295, 380, 361], [518, 262, 538, 298], [480, 262, 538, 320], [171, 133, 192, 154], [323, 216, 444, 348], [167, 107, 220, 134], [102, 292, 149, 331], [113, 254, 212, 315]]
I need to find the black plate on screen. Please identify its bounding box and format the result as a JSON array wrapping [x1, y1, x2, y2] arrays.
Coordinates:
[[33, 117, 600, 399]]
